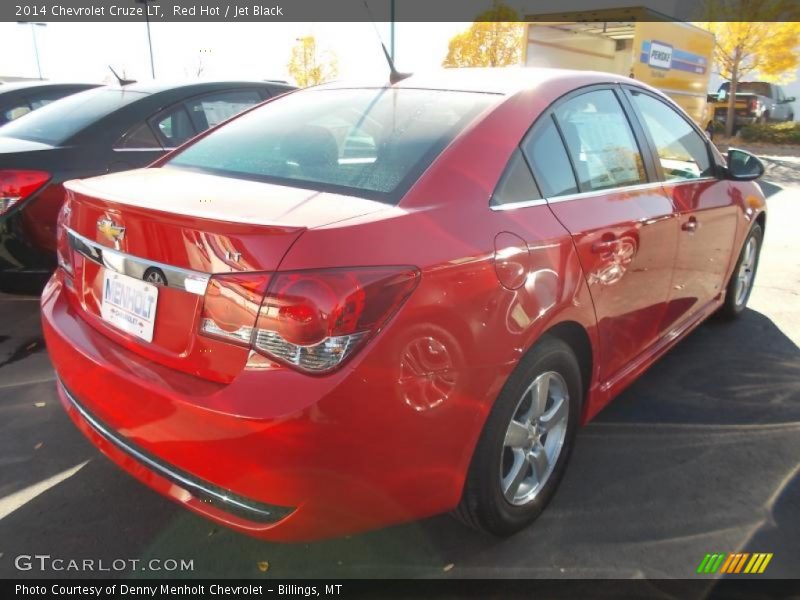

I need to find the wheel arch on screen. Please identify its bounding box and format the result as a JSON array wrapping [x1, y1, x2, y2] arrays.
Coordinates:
[[755, 210, 766, 234], [538, 321, 593, 413]]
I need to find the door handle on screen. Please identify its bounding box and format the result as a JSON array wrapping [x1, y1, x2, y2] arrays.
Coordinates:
[[592, 240, 616, 253], [682, 218, 698, 232]]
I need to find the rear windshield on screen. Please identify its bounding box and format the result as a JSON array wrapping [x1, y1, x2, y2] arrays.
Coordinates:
[[719, 82, 771, 97], [0, 88, 146, 145], [166, 87, 497, 202]]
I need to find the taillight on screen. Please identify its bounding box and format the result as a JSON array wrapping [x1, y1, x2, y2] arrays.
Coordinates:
[[748, 97, 759, 112], [0, 170, 50, 215], [199, 273, 272, 345], [55, 201, 73, 276], [199, 267, 419, 374]]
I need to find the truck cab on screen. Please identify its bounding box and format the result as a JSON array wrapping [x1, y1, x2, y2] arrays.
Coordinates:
[[712, 81, 796, 129]]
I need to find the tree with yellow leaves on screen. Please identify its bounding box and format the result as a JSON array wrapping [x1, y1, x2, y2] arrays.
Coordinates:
[[442, 2, 524, 68], [287, 35, 339, 88], [700, 2, 800, 136]]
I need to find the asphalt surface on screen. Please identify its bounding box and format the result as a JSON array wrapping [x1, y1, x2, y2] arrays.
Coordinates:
[[0, 178, 798, 581]]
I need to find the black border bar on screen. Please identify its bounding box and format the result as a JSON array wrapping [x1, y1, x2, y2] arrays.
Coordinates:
[[4, 0, 800, 23], [4, 578, 800, 598]]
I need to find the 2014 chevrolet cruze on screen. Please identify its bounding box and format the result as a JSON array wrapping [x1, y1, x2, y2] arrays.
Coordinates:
[[42, 68, 766, 541]]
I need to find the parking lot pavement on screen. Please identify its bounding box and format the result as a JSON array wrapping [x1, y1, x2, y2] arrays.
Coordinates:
[[0, 183, 798, 581]]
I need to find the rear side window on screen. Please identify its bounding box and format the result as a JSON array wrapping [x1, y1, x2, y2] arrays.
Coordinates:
[[629, 91, 712, 181], [114, 122, 162, 150], [186, 89, 263, 131], [522, 116, 578, 198], [491, 149, 541, 206], [554, 89, 646, 192], [167, 88, 496, 203]]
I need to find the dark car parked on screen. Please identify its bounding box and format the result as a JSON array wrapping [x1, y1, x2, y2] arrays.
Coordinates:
[[0, 81, 101, 126], [0, 80, 295, 289]]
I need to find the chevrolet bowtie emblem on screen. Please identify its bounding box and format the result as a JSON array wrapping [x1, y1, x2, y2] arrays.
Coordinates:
[[97, 218, 125, 244]]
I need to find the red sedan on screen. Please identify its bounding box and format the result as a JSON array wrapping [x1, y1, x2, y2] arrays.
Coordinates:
[[41, 68, 766, 541]]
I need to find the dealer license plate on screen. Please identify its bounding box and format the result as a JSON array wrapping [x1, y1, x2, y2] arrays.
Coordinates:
[[100, 269, 159, 342]]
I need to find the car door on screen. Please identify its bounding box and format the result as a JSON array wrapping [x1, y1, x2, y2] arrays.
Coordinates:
[[623, 86, 738, 330], [773, 86, 789, 121], [523, 86, 680, 383]]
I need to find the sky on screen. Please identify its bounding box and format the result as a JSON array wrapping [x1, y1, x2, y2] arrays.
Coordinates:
[[2, 20, 798, 103], [0, 21, 468, 84]]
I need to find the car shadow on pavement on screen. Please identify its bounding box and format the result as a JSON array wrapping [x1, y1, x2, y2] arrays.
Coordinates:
[[0, 308, 797, 580], [758, 180, 783, 198], [761, 158, 800, 190]]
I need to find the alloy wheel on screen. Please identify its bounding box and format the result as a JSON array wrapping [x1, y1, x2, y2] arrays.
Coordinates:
[[734, 236, 757, 307], [500, 371, 569, 506]]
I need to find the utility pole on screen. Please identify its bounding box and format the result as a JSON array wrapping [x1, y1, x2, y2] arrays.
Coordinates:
[[135, 0, 156, 78], [18, 22, 47, 79], [390, 0, 396, 61]]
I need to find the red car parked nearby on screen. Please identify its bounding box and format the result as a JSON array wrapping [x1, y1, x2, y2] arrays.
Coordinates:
[[41, 68, 766, 541]]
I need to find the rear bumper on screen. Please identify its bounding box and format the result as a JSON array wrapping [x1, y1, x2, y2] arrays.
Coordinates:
[[714, 113, 758, 126], [0, 209, 56, 275], [59, 380, 292, 524], [0, 267, 51, 294], [42, 269, 493, 540]]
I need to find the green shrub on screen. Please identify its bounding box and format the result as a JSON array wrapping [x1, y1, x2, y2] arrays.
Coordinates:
[[739, 122, 800, 144], [710, 120, 726, 134]]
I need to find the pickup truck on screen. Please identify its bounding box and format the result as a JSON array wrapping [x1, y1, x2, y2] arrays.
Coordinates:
[[711, 81, 796, 129]]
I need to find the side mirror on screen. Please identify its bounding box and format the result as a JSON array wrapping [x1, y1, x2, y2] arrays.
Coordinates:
[[726, 148, 764, 181], [785, 96, 796, 103]]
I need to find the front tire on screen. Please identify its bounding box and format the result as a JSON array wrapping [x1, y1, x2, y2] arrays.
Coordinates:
[[720, 223, 763, 319], [454, 337, 582, 536]]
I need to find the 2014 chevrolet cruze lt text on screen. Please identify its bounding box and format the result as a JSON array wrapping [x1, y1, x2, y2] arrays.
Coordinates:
[[41, 69, 766, 541]]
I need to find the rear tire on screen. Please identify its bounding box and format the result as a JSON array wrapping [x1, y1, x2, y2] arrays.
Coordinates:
[[454, 337, 582, 536], [720, 223, 763, 319]]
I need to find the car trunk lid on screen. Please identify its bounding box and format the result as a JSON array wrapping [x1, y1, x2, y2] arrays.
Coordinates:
[[61, 167, 389, 382]]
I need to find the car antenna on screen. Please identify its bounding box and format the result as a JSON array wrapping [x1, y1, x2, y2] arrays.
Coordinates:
[[108, 66, 137, 87], [362, 0, 411, 84]]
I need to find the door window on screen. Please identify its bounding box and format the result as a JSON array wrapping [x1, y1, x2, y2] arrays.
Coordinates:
[[629, 90, 712, 181], [521, 116, 578, 198], [153, 105, 196, 148], [553, 90, 647, 192], [185, 89, 263, 132]]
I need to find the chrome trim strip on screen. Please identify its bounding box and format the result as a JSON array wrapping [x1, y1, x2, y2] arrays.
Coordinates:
[[59, 379, 292, 523], [660, 176, 718, 188], [67, 228, 210, 296], [491, 176, 719, 211], [488, 181, 667, 211], [655, 88, 708, 99], [112, 147, 163, 152], [490, 198, 548, 211], [545, 181, 666, 204]]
